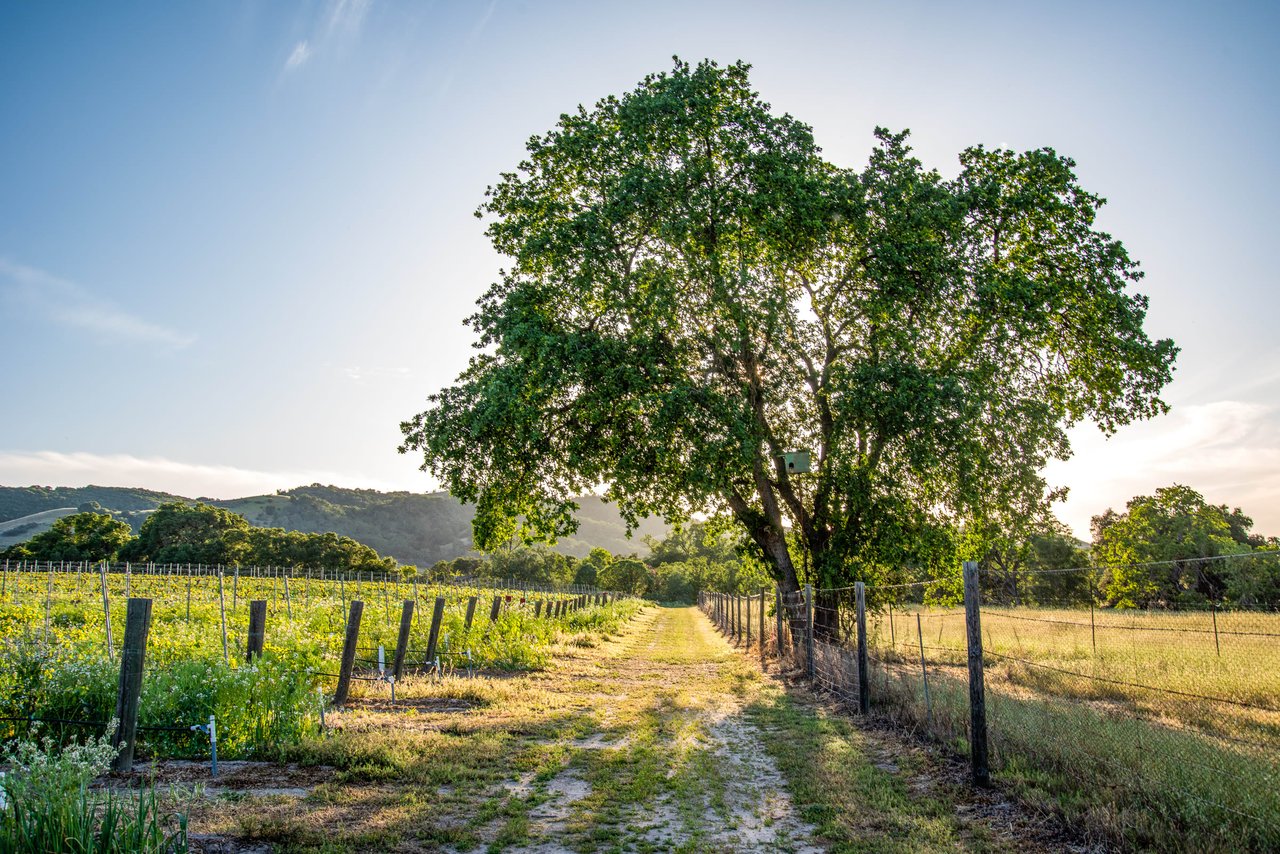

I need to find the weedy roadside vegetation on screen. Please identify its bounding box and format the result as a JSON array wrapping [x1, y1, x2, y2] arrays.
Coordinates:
[[0, 727, 188, 853]]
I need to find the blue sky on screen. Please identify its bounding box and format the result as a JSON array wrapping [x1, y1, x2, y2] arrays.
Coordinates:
[[1, 0, 1277, 539]]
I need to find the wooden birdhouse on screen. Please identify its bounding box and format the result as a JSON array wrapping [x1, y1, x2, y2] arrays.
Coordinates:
[[781, 451, 811, 474]]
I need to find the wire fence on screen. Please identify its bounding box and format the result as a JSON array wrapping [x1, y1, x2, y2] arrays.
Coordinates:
[[0, 558, 599, 596], [701, 552, 1280, 852]]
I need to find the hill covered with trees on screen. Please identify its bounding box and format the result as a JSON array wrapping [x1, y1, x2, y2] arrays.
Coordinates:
[[0, 484, 666, 567]]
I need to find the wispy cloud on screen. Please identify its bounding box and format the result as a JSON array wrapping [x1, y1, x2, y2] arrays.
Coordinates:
[[284, 40, 312, 72], [467, 0, 498, 44], [0, 258, 195, 348], [326, 0, 372, 38], [282, 0, 372, 75], [0, 451, 421, 500], [1046, 400, 1280, 539]]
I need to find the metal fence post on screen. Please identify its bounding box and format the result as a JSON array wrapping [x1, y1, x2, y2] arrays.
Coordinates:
[[855, 581, 870, 714], [775, 589, 784, 661], [804, 583, 815, 679], [963, 560, 990, 786], [759, 589, 766, 666], [217, 570, 229, 664], [99, 561, 114, 656]]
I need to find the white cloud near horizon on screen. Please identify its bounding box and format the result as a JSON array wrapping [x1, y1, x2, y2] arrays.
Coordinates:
[[1046, 399, 1280, 540], [0, 258, 195, 348], [0, 451, 426, 502]]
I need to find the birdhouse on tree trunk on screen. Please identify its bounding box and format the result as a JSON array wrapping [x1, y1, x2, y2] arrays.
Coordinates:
[[781, 451, 811, 474]]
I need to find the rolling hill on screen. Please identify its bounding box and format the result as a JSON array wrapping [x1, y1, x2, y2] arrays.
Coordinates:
[[0, 484, 667, 566]]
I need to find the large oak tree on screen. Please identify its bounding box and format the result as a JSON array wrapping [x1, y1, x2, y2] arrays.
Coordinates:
[[401, 59, 1176, 621]]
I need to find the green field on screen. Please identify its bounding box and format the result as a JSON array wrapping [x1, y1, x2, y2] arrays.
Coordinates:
[[0, 563, 638, 761], [864, 605, 1280, 851]]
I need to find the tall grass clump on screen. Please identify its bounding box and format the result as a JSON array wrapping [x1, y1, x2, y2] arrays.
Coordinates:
[[0, 727, 188, 853]]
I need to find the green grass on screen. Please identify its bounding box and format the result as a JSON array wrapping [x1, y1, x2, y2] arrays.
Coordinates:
[[744, 691, 1002, 853], [859, 605, 1280, 851]]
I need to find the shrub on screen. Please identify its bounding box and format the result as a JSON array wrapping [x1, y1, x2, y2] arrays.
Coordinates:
[[0, 727, 188, 853]]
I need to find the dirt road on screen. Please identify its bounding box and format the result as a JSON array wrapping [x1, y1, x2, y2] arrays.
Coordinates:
[[185, 606, 1060, 852]]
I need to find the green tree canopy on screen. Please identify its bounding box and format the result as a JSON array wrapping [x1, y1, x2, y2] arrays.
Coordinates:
[[400, 58, 1177, 627], [2, 512, 132, 562], [597, 557, 650, 596], [1092, 484, 1274, 607], [119, 502, 399, 571], [483, 544, 575, 586], [122, 502, 253, 565], [573, 546, 613, 586]]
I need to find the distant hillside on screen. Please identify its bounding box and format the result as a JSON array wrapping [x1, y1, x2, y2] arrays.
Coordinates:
[[0, 483, 667, 566], [0, 507, 78, 551], [0, 485, 185, 522]]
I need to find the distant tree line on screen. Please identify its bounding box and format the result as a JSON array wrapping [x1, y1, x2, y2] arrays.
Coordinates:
[[430, 483, 1280, 608], [6, 486, 1275, 609], [425, 522, 775, 603], [0, 501, 398, 573]]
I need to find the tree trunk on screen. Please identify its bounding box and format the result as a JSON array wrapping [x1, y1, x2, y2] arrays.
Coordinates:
[[813, 588, 841, 642], [759, 527, 800, 595]]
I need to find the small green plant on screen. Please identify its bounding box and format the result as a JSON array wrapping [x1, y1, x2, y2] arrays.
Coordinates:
[[0, 727, 188, 853]]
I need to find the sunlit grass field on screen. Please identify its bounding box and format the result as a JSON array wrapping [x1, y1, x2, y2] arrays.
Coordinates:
[[0, 565, 638, 760], [864, 605, 1280, 851]]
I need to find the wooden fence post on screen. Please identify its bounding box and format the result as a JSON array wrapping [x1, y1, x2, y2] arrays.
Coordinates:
[[392, 600, 415, 681], [464, 596, 479, 632], [962, 561, 990, 786], [855, 581, 870, 714], [334, 600, 364, 705], [489, 595, 502, 622], [246, 600, 267, 660], [423, 596, 447, 669], [804, 584, 815, 679], [111, 597, 152, 772]]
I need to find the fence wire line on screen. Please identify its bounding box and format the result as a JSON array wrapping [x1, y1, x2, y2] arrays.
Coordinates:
[[982, 650, 1280, 713], [983, 609, 1280, 637]]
